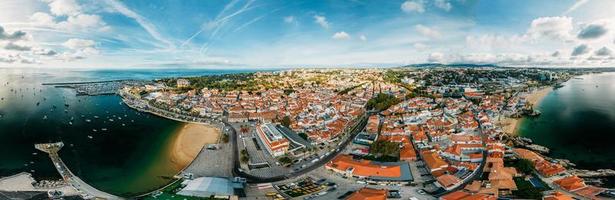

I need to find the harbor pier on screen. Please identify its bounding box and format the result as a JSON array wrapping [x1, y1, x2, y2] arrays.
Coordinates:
[[35, 142, 123, 200]]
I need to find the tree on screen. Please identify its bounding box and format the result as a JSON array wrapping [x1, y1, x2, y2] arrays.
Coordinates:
[[281, 116, 292, 127], [278, 156, 292, 164], [240, 149, 250, 163], [366, 93, 401, 111], [369, 140, 400, 158], [298, 132, 309, 140], [221, 133, 229, 143], [513, 159, 535, 175]]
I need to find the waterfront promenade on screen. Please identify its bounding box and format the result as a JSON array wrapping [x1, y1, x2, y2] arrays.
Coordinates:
[[35, 142, 122, 200]]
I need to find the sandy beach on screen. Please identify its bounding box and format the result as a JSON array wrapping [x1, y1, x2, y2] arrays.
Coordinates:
[[169, 123, 221, 170], [497, 87, 553, 135]]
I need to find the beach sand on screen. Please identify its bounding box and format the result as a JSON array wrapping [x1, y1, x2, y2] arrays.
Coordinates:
[[169, 123, 221, 170], [498, 87, 553, 136]]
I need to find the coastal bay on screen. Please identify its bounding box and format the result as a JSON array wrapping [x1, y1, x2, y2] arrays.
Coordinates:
[[0, 68, 239, 197], [497, 87, 553, 135], [517, 73, 615, 186]]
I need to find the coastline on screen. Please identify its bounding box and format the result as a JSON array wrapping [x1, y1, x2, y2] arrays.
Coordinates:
[[498, 86, 553, 136], [169, 123, 221, 171]]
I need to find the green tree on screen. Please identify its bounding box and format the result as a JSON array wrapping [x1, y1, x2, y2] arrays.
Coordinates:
[[513, 159, 535, 175], [281, 116, 292, 127], [221, 133, 229, 143], [298, 132, 309, 140], [369, 140, 400, 158]]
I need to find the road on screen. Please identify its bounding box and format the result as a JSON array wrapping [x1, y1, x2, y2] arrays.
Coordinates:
[[229, 114, 369, 183]]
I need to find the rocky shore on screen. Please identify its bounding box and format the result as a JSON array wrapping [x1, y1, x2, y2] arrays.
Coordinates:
[[505, 135, 615, 179], [570, 169, 615, 178]]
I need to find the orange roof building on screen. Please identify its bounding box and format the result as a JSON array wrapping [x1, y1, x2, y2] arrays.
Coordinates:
[[255, 123, 289, 157], [554, 176, 587, 192], [535, 160, 566, 177], [440, 191, 497, 200], [543, 191, 574, 200], [347, 188, 388, 200], [325, 154, 413, 183], [436, 174, 462, 190], [513, 148, 544, 163], [421, 150, 449, 172]]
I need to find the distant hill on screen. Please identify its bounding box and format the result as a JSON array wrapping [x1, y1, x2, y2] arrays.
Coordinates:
[[402, 63, 501, 68]]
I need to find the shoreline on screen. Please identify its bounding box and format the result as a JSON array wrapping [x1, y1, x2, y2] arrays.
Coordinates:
[[498, 86, 553, 136]]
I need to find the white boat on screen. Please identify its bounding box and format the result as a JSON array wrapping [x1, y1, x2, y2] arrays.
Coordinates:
[[43, 115, 48, 120], [85, 119, 91, 122], [88, 135, 93, 139]]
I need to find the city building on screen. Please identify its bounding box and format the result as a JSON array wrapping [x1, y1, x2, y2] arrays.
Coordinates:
[[346, 187, 388, 200], [255, 123, 290, 157], [177, 79, 191, 88], [325, 154, 413, 184], [177, 177, 245, 198]]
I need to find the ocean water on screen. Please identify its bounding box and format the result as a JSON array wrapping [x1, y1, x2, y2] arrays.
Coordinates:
[[0, 68, 251, 197], [518, 72, 615, 187]]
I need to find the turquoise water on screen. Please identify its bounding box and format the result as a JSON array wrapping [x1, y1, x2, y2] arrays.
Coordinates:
[[0, 68, 253, 197], [518, 72, 615, 187]]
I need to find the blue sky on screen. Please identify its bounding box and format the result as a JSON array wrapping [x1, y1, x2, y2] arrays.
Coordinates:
[[0, 0, 614, 68]]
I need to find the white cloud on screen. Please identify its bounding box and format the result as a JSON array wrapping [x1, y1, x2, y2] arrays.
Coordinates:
[[413, 42, 428, 50], [46, 0, 81, 16], [63, 38, 95, 49], [359, 35, 367, 41], [415, 24, 441, 38], [427, 52, 444, 62], [30, 12, 55, 25], [526, 16, 574, 41], [58, 14, 107, 30], [283, 16, 295, 23], [60, 38, 98, 60], [401, 0, 425, 13], [32, 0, 110, 32], [314, 15, 329, 29], [434, 0, 452, 12], [332, 32, 350, 40]]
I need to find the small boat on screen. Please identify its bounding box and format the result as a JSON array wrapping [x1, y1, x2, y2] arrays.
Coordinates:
[[43, 115, 48, 120], [32, 152, 37, 155], [69, 122, 73, 125], [85, 119, 91, 123], [109, 119, 114, 122], [94, 116, 99, 119], [122, 123, 126, 126], [88, 135, 93, 139], [92, 129, 98, 132], [101, 128, 108, 131]]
